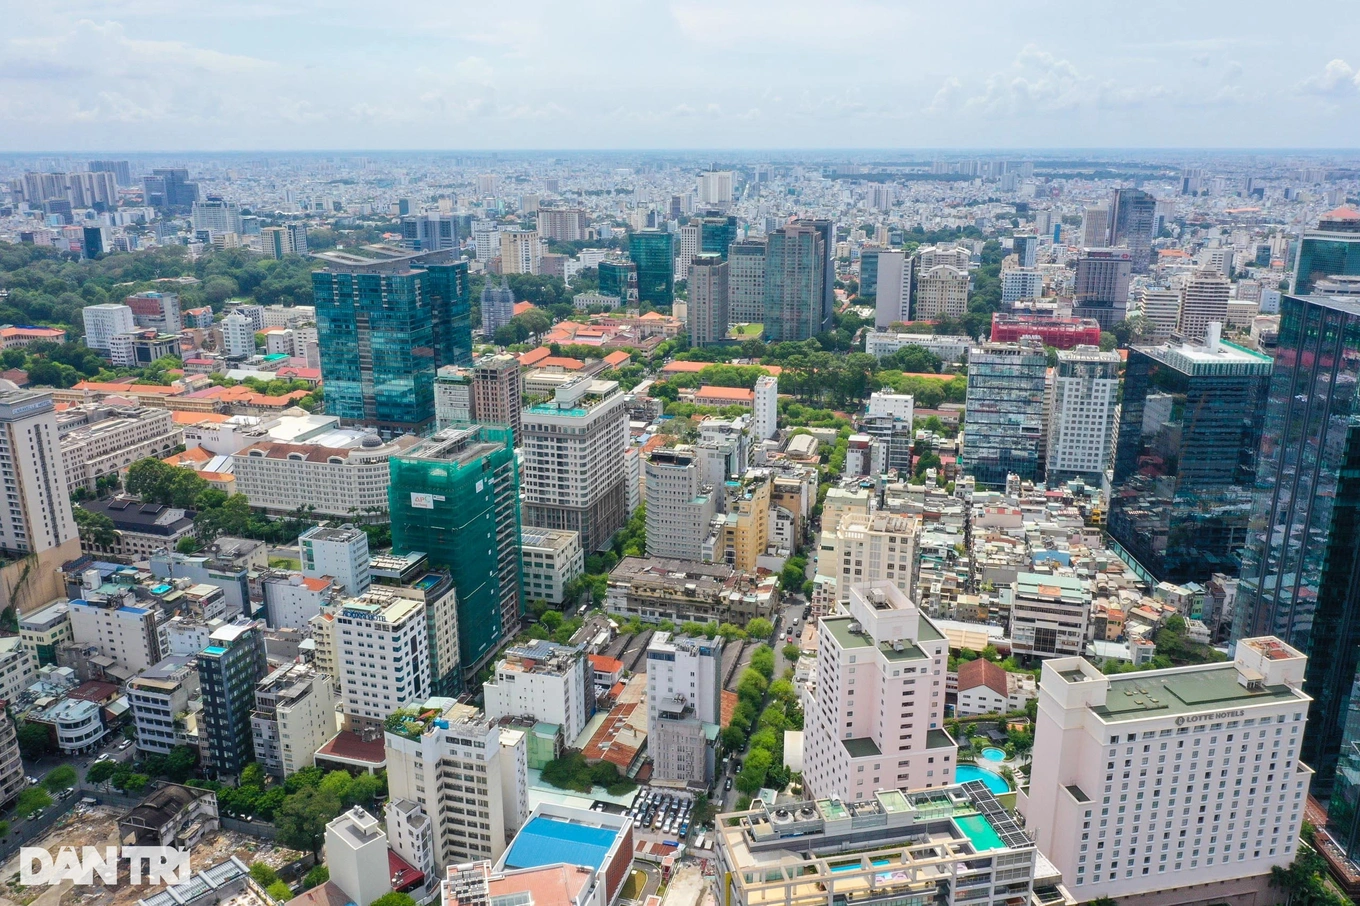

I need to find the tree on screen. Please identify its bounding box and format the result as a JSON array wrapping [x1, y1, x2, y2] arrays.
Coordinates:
[[176, 536, 201, 554], [735, 748, 773, 795], [16, 721, 54, 760], [266, 881, 293, 902], [749, 645, 775, 679], [86, 759, 120, 786], [43, 766, 76, 792], [73, 506, 117, 548], [303, 865, 330, 890], [17, 787, 52, 814], [782, 643, 801, 662], [746, 617, 774, 640], [275, 786, 342, 856], [250, 863, 280, 887], [1098, 331, 1118, 352], [371, 894, 417, 906]]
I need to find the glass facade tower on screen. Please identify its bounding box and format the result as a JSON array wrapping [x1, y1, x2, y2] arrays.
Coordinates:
[[763, 224, 825, 342], [1234, 295, 1360, 832], [629, 229, 675, 307], [598, 258, 638, 304], [960, 340, 1047, 487], [699, 213, 738, 259], [313, 249, 471, 434], [388, 424, 523, 677], [1293, 208, 1360, 296], [1109, 335, 1271, 584]]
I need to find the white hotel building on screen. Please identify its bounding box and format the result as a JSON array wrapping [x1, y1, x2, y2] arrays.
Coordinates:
[[1019, 636, 1312, 906]]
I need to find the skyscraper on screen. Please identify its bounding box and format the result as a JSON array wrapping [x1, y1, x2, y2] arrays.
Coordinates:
[[728, 239, 766, 324], [960, 340, 1047, 486], [1072, 248, 1132, 328], [199, 620, 268, 778], [697, 170, 733, 207], [1080, 204, 1110, 248], [1235, 293, 1360, 820], [629, 229, 675, 307], [499, 229, 542, 275], [88, 160, 132, 186], [480, 278, 516, 338], [1110, 187, 1157, 272], [794, 218, 836, 334], [1045, 346, 1120, 484], [1292, 206, 1360, 295], [1013, 232, 1039, 268], [191, 196, 242, 236], [871, 250, 911, 328], [912, 264, 968, 320], [313, 248, 471, 433], [1109, 325, 1271, 584], [471, 354, 522, 446], [1177, 267, 1231, 342], [0, 389, 79, 578], [763, 223, 825, 342], [389, 425, 523, 677], [142, 168, 198, 209], [687, 253, 729, 347], [858, 247, 883, 301], [644, 447, 716, 561], [698, 213, 738, 258], [598, 258, 638, 305], [520, 378, 628, 552]]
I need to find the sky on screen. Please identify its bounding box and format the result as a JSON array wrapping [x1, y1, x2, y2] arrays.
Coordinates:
[[3, 0, 1360, 152]]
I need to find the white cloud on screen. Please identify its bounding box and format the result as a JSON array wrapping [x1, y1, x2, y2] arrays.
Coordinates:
[[1300, 59, 1360, 95]]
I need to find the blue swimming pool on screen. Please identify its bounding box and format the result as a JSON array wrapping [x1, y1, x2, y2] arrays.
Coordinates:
[[955, 765, 1009, 793], [981, 747, 1007, 762]]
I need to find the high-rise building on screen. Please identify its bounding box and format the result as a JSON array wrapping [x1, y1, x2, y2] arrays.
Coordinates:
[[472, 220, 500, 260], [389, 425, 522, 676], [801, 582, 955, 801], [752, 375, 778, 441], [872, 250, 912, 328], [385, 701, 528, 866], [763, 223, 825, 342], [1176, 268, 1230, 342], [1292, 207, 1360, 294], [82, 303, 135, 351], [912, 264, 969, 320], [299, 524, 371, 596], [961, 340, 1047, 487], [0, 390, 78, 568], [483, 640, 589, 743], [1013, 232, 1039, 268], [697, 170, 734, 207], [629, 229, 675, 307], [598, 258, 638, 305], [142, 168, 198, 209], [1021, 637, 1311, 904], [471, 354, 522, 446], [1080, 204, 1110, 248], [699, 213, 738, 258], [1004, 572, 1090, 659], [476, 174, 498, 196], [191, 196, 242, 236], [728, 239, 766, 324], [434, 366, 473, 428], [199, 620, 268, 778], [535, 208, 588, 242], [795, 218, 836, 333], [221, 312, 255, 359], [824, 512, 919, 602], [1046, 346, 1120, 484], [1073, 248, 1132, 329], [89, 160, 132, 186], [644, 447, 716, 561], [520, 378, 628, 553], [124, 291, 182, 334], [1109, 187, 1158, 272], [858, 246, 883, 301], [1000, 267, 1043, 306], [251, 662, 337, 778], [499, 229, 542, 275], [676, 223, 700, 280], [313, 248, 472, 433], [687, 253, 729, 346], [1234, 293, 1360, 815], [1109, 327, 1271, 584], [400, 213, 458, 252], [334, 591, 430, 732], [647, 632, 723, 784], [480, 278, 516, 338], [366, 552, 461, 700], [1135, 286, 1182, 341], [127, 656, 198, 755]]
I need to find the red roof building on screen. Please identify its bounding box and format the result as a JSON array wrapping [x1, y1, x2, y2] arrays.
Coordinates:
[[990, 313, 1102, 349]]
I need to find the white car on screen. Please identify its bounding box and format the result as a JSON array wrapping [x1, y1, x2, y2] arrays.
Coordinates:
[[96, 753, 112, 763]]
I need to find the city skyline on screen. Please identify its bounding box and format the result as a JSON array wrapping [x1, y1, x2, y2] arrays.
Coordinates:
[[4, 1, 1360, 151]]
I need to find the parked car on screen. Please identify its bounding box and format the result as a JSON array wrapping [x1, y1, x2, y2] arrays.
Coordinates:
[[25, 776, 37, 786], [724, 777, 733, 791]]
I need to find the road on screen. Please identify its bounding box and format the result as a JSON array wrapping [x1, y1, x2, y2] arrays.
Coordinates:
[[772, 596, 807, 678], [4, 732, 136, 844]]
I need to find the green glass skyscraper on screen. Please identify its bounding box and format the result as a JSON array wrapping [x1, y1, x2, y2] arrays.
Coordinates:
[[1293, 207, 1360, 295], [699, 213, 738, 259], [629, 229, 675, 308], [313, 247, 471, 434], [763, 223, 825, 342], [598, 258, 638, 304], [388, 424, 523, 677]]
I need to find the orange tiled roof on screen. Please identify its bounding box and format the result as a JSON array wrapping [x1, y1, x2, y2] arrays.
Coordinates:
[[519, 347, 552, 366], [694, 386, 754, 402], [513, 301, 536, 316]]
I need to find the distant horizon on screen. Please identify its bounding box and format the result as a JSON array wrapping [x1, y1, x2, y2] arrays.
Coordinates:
[[2, 147, 1358, 159]]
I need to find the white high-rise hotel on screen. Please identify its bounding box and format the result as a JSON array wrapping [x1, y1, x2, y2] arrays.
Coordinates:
[[801, 581, 956, 802], [1020, 636, 1312, 905]]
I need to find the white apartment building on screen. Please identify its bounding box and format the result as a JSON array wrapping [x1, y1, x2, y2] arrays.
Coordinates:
[[483, 640, 589, 742], [499, 229, 542, 275], [81, 303, 135, 351], [1046, 346, 1120, 483], [128, 655, 201, 754], [19, 600, 71, 666], [872, 250, 912, 328], [519, 527, 584, 605], [1005, 572, 1091, 660], [647, 632, 723, 784], [917, 244, 973, 270], [1001, 267, 1044, 306], [251, 662, 338, 778], [698, 170, 733, 206], [752, 375, 778, 441], [434, 366, 473, 429], [867, 390, 914, 424], [677, 223, 700, 280], [801, 581, 956, 802], [865, 331, 972, 363], [385, 701, 528, 868], [58, 405, 183, 494], [300, 523, 371, 596], [824, 512, 920, 603], [69, 595, 166, 674], [386, 799, 438, 904], [0, 637, 36, 704], [263, 573, 334, 630], [1020, 637, 1312, 904], [1135, 287, 1182, 341], [520, 379, 628, 553], [0, 390, 79, 560], [913, 265, 970, 320], [231, 434, 418, 519], [327, 807, 393, 906], [644, 447, 716, 561], [1178, 269, 1230, 342], [222, 312, 255, 358], [335, 592, 430, 732]]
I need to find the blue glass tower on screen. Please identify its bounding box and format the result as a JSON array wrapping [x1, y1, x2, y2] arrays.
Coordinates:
[[629, 230, 675, 308]]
